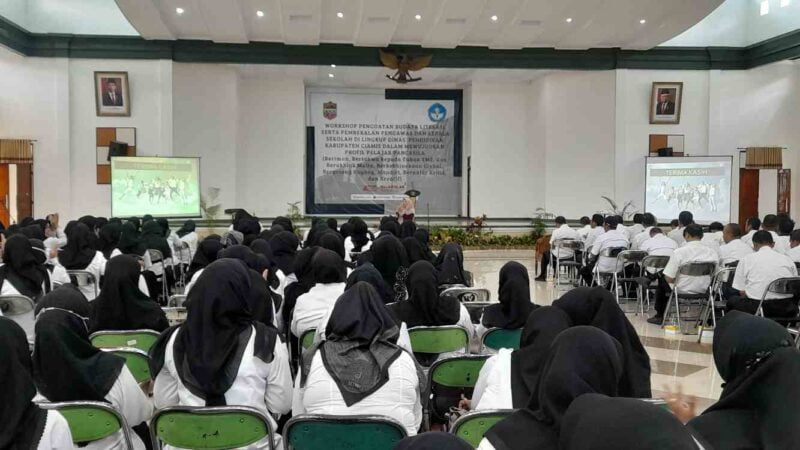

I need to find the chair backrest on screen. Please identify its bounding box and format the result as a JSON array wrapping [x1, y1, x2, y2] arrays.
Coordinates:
[[66, 270, 99, 297], [147, 249, 164, 264], [408, 326, 469, 354], [39, 401, 133, 448], [553, 239, 583, 251], [428, 355, 489, 389], [168, 294, 186, 307], [451, 410, 513, 448], [616, 250, 648, 264], [284, 414, 407, 450], [151, 405, 275, 450], [90, 329, 160, 353], [795, 262, 800, 271], [440, 287, 491, 303], [641, 255, 670, 271], [711, 267, 737, 291], [482, 328, 522, 351], [677, 261, 717, 277], [599, 246, 627, 258], [764, 277, 800, 298], [0, 294, 34, 316], [101, 347, 151, 383], [162, 307, 187, 326], [300, 328, 316, 351]]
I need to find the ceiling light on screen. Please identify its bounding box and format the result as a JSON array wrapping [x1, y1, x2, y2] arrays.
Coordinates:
[[639, 19, 646, 24], [490, 15, 498, 22], [256, 10, 264, 17], [175, 7, 185, 15], [330, 64, 336, 68], [415, 14, 422, 20], [781, 0, 790, 7], [565, 17, 573, 23], [336, 12, 344, 18], [760, 0, 769, 15], [328, 73, 334, 78]]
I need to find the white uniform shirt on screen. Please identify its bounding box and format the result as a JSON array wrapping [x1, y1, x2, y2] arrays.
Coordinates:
[[472, 349, 513, 411], [732, 246, 798, 300], [36, 411, 74, 450], [719, 239, 754, 265], [549, 224, 580, 259], [741, 230, 757, 248], [153, 327, 293, 450], [584, 226, 605, 250], [577, 225, 592, 241], [293, 350, 422, 436], [55, 251, 106, 300], [343, 237, 372, 263], [786, 245, 800, 263], [774, 235, 791, 255], [640, 234, 677, 257], [631, 227, 654, 251], [290, 282, 346, 338], [701, 232, 724, 254], [662, 241, 718, 294], [590, 229, 629, 273], [668, 227, 686, 246], [626, 223, 645, 241]]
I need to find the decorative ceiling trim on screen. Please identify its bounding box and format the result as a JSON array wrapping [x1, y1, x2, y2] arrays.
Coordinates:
[[1, 15, 798, 70]]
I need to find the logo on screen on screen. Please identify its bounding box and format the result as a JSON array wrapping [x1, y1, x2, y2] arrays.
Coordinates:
[[323, 101, 337, 120], [428, 103, 446, 122]]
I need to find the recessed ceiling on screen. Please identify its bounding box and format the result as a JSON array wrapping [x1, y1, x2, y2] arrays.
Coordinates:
[[116, 0, 724, 50]]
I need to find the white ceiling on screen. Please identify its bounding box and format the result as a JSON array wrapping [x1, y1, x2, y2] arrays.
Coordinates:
[[116, 0, 724, 51]]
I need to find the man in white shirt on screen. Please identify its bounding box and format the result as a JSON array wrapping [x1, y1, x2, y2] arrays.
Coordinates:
[[640, 228, 677, 257], [700, 222, 724, 254], [648, 224, 718, 324], [667, 211, 693, 246], [728, 230, 799, 318], [581, 216, 629, 285], [536, 216, 580, 281], [577, 216, 592, 241], [786, 230, 800, 263], [774, 215, 794, 255], [740, 217, 761, 249], [584, 214, 605, 250], [718, 223, 753, 266], [626, 213, 645, 241], [631, 213, 657, 251]]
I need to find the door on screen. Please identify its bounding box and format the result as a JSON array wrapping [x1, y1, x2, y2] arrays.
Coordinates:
[[739, 169, 759, 225], [16, 163, 32, 221], [0, 164, 8, 226]]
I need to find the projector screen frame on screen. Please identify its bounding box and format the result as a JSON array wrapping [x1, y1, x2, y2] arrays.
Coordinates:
[[110, 155, 203, 219], [644, 155, 733, 225]]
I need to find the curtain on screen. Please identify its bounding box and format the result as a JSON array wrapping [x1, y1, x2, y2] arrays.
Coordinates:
[[745, 146, 782, 169], [0, 139, 33, 164]]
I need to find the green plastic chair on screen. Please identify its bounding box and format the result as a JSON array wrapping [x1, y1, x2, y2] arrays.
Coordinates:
[[285, 414, 407, 450], [427, 355, 490, 428], [408, 325, 469, 354], [151, 405, 275, 450], [90, 329, 161, 353], [451, 409, 513, 448], [301, 328, 316, 351], [101, 347, 152, 383], [482, 328, 522, 351], [39, 401, 133, 448]]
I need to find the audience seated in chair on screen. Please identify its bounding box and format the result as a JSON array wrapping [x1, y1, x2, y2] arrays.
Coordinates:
[[536, 216, 579, 281], [291, 249, 347, 339], [477, 261, 537, 339]]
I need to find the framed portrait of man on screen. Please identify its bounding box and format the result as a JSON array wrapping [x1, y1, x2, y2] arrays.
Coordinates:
[[94, 71, 130, 117], [649, 82, 683, 125]]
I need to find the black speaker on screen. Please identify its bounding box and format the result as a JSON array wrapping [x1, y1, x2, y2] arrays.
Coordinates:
[[107, 141, 129, 161], [657, 147, 674, 157]]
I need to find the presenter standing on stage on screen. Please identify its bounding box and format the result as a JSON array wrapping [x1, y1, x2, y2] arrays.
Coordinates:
[[396, 196, 416, 222]]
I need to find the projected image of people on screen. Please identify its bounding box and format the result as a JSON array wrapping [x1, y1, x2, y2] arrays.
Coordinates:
[[646, 158, 731, 224], [111, 157, 201, 218]]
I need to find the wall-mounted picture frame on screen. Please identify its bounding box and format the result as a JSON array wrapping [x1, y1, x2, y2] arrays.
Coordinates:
[[94, 71, 130, 117], [649, 82, 682, 125]]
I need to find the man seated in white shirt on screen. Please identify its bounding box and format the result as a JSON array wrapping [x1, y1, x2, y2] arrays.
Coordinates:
[[740, 216, 761, 249], [631, 213, 657, 251], [648, 224, 718, 324], [727, 230, 799, 318], [536, 216, 580, 281], [580, 216, 629, 285], [718, 223, 754, 266], [640, 227, 677, 257], [584, 214, 606, 249], [787, 230, 800, 263], [626, 213, 645, 241], [667, 211, 693, 246], [700, 222, 724, 254], [577, 216, 592, 241], [775, 215, 794, 255]]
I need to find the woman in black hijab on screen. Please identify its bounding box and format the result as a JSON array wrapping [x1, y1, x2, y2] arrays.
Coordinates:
[[389, 261, 462, 328], [175, 220, 196, 238], [339, 222, 354, 241], [219, 244, 278, 326], [395, 433, 472, 450], [99, 221, 123, 259], [0, 317, 73, 448], [379, 218, 400, 237], [435, 242, 469, 286], [371, 235, 410, 303], [483, 327, 624, 450], [399, 220, 417, 239], [291, 249, 347, 339], [117, 221, 145, 256], [319, 231, 346, 260], [156, 217, 170, 237], [95, 217, 109, 230], [271, 216, 294, 233], [22, 223, 47, 241], [552, 287, 651, 399], [402, 237, 429, 265], [89, 255, 169, 332], [269, 231, 299, 276], [481, 261, 537, 330], [688, 311, 800, 449], [0, 234, 48, 299], [561, 394, 702, 450], [282, 246, 320, 332], [185, 237, 224, 283], [139, 220, 172, 259], [58, 221, 98, 271], [304, 219, 331, 248], [128, 217, 142, 233], [346, 262, 393, 303], [258, 224, 283, 242], [345, 218, 372, 263], [414, 228, 437, 262], [77, 215, 100, 250]]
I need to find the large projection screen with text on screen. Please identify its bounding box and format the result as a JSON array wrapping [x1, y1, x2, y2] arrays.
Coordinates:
[[645, 156, 732, 224], [111, 156, 201, 218]]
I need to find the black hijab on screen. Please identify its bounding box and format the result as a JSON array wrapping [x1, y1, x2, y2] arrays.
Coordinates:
[[435, 243, 468, 286], [0, 234, 46, 299], [271, 216, 294, 233], [319, 232, 346, 260], [379, 219, 400, 237], [552, 287, 652, 398], [509, 306, 572, 408], [21, 224, 46, 241], [128, 217, 141, 232], [156, 217, 171, 238], [232, 210, 255, 232], [139, 220, 172, 258], [218, 245, 270, 275], [389, 261, 460, 327], [99, 222, 123, 259], [186, 238, 224, 281], [269, 231, 299, 275], [258, 225, 283, 243], [238, 218, 261, 241], [78, 215, 97, 233], [95, 217, 109, 230], [394, 433, 472, 450], [0, 318, 49, 450], [315, 282, 402, 406], [346, 262, 393, 303], [414, 228, 437, 262], [339, 222, 354, 240], [482, 261, 537, 330], [689, 311, 800, 450], [59, 221, 97, 270], [371, 235, 409, 292], [33, 285, 126, 402], [485, 327, 624, 450], [350, 218, 371, 252], [176, 220, 196, 238], [117, 221, 144, 256], [311, 248, 347, 284], [305, 220, 331, 248], [402, 237, 428, 264], [561, 394, 701, 450], [168, 259, 277, 406], [282, 246, 321, 326], [89, 255, 169, 332], [399, 221, 417, 239]]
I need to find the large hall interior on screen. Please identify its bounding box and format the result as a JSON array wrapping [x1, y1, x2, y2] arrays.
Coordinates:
[[1, 0, 800, 449]]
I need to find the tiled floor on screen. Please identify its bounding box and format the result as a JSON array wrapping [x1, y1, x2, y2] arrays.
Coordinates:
[[464, 250, 722, 410]]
